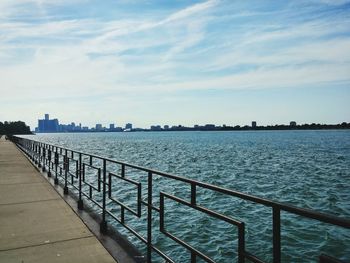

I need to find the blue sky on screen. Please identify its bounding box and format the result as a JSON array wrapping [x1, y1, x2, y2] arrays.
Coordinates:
[[0, 0, 349, 129]]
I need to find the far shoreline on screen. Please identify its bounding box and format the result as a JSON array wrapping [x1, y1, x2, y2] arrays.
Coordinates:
[[30, 125, 350, 135]]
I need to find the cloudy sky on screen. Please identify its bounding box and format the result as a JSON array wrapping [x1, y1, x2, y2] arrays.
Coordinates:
[[0, 0, 349, 129]]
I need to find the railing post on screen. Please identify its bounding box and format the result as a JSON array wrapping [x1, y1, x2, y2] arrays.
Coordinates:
[[63, 149, 68, 194], [190, 183, 197, 263], [32, 143, 34, 161], [238, 223, 245, 263], [42, 145, 46, 172], [37, 144, 40, 165], [30, 142, 34, 160], [54, 150, 59, 185], [147, 171, 153, 262], [38, 144, 42, 168], [47, 146, 51, 177], [191, 183, 196, 206], [100, 159, 107, 233], [28, 141, 30, 158], [34, 144, 38, 164], [78, 153, 84, 210], [27, 140, 29, 156], [273, 206, 281, 263], [121, 164, 125, 177], [34, 143, 37, 161], [35, 143, 38, 163], [121, 164, 126, 224], [191, 251, 196, 263]]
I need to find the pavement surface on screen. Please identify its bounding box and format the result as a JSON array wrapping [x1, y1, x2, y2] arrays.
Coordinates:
[[0, 135, 118, 263]]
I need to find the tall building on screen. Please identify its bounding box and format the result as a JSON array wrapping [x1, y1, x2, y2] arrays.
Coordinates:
[[109, 124, 115, 130], [37, 114, 59, 133], [95, 124, 103, 131], [252, 121, 257, 128], [125, 123, 132, 130]]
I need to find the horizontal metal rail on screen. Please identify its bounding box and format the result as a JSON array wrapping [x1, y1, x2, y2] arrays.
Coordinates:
[[11, 136, 350, 263]]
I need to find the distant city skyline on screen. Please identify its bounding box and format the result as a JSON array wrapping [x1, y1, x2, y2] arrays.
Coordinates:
[[36, 114, 132, 133], [33, 113, 350, 133], [0, 1, 349, 129]]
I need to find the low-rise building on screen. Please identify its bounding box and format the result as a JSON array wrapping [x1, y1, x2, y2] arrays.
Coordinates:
[[290, 121, 297, 127], [125, 123, 132, 130]]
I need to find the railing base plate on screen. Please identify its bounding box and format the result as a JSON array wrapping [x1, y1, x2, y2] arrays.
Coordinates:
[[100, 221, 108, 234], [78, 200, 84, 210]]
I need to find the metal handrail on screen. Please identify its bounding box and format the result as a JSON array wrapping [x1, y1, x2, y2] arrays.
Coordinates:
[[11, 136, 350, 263]]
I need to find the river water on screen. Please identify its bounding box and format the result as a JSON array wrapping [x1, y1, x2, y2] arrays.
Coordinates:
[[20, 130, 350, 262]]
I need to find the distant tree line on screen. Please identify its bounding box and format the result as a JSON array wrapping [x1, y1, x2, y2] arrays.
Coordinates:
[[142, 122, 350, 132], [0, 121, 32, 135], [218, 122, 350, 131]]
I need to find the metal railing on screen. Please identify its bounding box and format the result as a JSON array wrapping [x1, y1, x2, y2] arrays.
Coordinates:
[[11, 136, 350, 263]]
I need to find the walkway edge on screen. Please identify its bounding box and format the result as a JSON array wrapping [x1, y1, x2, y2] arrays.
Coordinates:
[[14, 142, 145, 263]]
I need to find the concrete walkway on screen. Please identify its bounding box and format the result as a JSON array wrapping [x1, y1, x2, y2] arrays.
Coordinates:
[[0, 136, 117, 263]]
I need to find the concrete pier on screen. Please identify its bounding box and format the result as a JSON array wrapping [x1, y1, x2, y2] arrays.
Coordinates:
[[0, 136, 117, 263]]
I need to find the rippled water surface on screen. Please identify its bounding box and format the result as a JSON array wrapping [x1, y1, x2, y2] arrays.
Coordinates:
[[21, 130, 350, 262]]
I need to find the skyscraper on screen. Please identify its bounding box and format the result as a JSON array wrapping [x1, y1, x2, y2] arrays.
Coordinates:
[[37, 114, 59, 132]]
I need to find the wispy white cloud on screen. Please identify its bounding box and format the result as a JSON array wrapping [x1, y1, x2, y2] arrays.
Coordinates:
[[317, 0, 350, 6], [206, 37, 350, 72], [0, 0, 349, 127], [0, 0, 86, 20], [164, 0, 217, 23]]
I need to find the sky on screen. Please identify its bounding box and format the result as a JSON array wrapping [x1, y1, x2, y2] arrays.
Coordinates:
[[0, 0, 349, 130]]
